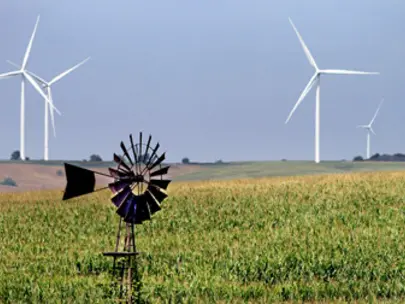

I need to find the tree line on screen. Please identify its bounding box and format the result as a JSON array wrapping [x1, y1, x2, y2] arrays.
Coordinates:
[[353, 153, 405, 162]]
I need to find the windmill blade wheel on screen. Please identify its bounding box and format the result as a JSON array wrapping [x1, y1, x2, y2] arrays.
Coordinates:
[[109, 132, 171, 224]]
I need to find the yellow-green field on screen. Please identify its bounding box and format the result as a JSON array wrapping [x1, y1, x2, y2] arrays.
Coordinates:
[[2, 172, 405, 303]]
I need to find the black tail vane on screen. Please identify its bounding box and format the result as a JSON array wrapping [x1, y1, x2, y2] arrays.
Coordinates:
[[62, 132, 171, 225], [62, 163, 97, 200]]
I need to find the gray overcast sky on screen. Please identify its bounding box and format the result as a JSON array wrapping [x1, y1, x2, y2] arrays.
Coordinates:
[[0, 0, 401, 162]]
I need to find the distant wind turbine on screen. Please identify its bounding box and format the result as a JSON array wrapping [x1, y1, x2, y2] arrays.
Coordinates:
[[357, 99, 384, 159], [0, 15, 60, 161], [7, 57, 91, 160], [285, 18, 379, 163]]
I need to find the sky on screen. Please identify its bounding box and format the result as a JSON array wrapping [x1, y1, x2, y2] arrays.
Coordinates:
[[0, 0, 402, 162]]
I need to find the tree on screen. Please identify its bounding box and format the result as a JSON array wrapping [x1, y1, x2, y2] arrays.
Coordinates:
[[0, 177, 17, 187], [353, 155, 364, 161], [182, 157, 190, 164], [90, 154, 103, 162], [10, 150, 21, 160]]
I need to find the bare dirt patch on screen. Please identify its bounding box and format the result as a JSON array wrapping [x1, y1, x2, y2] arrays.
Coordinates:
[[0, 163, 203, 193]]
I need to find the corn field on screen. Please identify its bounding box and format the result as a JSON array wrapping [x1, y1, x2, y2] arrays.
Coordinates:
[[1, 172, 405, 303]]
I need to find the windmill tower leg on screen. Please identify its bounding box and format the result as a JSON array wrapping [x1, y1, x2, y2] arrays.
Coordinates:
[[315, 78, 320, 164], [20, 77, 25, 161]]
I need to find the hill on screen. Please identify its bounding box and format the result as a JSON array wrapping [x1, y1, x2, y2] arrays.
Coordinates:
[[0, 162, 203, 192], [1, 160, 405, 192]]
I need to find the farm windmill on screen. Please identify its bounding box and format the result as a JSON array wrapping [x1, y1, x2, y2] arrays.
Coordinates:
[[62, 132, 171, 302]]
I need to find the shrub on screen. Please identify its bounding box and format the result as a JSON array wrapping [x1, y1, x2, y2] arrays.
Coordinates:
[[10, 150, 20, 160], [0, 177, 17, 187]]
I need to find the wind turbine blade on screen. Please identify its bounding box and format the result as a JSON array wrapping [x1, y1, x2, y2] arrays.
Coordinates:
[[49, 57, 90, 86], [27, 70, 47, 85], [6, 60, 20, 69], [48, 88, 56, 137], [22, 15, 40, 70], [321, 69, 379, 75], [285, 73, 318, 123], [356, 125, 368, 128], [288, 17, 318, 69], [370, 127, 376, 135], [0, 71, 20, 79], [24, 72, 61, 115], [369, 99, 384, 125]]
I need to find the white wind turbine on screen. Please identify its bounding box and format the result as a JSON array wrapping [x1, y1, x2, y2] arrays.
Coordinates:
[[285, 18, 379, 163], [357, 99, 384, 159], [0, 15, 60, 161], [7, 57, 91, 160]]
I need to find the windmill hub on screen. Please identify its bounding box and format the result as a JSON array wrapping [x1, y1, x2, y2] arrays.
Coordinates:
[[128, 174, 144, 183]]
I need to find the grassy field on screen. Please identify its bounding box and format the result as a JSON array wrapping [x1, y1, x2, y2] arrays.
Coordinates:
[[176, 160, 405, 181], [2, 171, 405, 302], [2, 160, 405, 182]]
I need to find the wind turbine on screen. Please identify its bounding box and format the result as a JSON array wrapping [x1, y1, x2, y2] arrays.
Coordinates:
[[0, 15, 60, 161], [357, 99, 384, 159], [285, 18, 379, 163], [7, 57, 91, 160]]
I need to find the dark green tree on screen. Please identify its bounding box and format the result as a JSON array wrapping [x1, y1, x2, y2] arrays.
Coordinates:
[[353, 155, 364, 161], [10, 150, 20, 160], [90, 154, 103, 162]]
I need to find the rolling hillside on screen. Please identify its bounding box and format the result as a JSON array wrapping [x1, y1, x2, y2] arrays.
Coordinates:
[[1, 160, 405, 192]]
